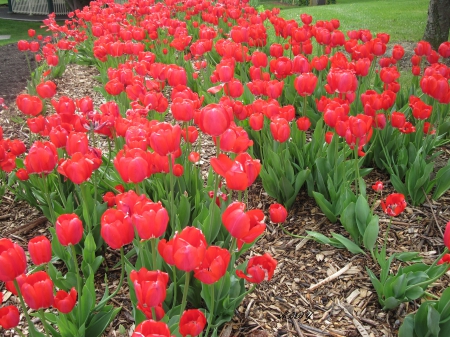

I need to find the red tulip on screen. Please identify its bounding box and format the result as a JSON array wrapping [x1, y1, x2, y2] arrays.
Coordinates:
[[222, 202, 266, 249], [28, 236, 51, 265], [51, 96, 76, 115], [21, 271, 54, 310], [296, 116, 311, 131], [55, 213, 83, 246], [132, 201, 169, 240], [270, 117, 290, 143], [101, 209, 134, 249], [236, 253, 277, 284], [437, 254, 450, 268], [381, 193, 407, 217], [58, 153, 95, 184], [166, 65, 187, 87], [114, 147, 151, 184], [325, 131, 334, 144], [438, 41, 450, 58], [103, 191, 116, 207], [0, 238, 27, 282], [130, 268, 169, 310], [265, 80, 284, 99], [409, 96, 432, 120], [16, 168, 29, 181], [390, 112, 406, 129], [8, 139, 26, 156], [158, 227, 207, 271], [105, 78, 125, 96], [194, 246, 231, 284], [392, 45, 405, 60], [325, 69, 358, 94], [171, 97, 195, 122], [179, 309, 207, 337], [197, 103, 231, 137], [443, 221, 450, 251], [181, 126, 199, 144], [269, 57, 292, 79], [224, 78, 244, 98], [36, 81, 57, 99], [251, 51, 268, 68], [66, 132, 89, 156], [17, 40, 30, 51], [269, 43, 283, 58], [218, 123, 253, 154], [16, 94, 43, 116], [132, 320, 173, 337], [269, 203, 287, 223], [53, 287, 77, 313], [188, 151, 200, 163], [0, 306, 20, 329], [372, 181, 384, 192], [149, 123, 181, 157]]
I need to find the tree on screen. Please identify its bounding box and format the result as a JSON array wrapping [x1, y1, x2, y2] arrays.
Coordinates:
[[423, 0, 450, 50]]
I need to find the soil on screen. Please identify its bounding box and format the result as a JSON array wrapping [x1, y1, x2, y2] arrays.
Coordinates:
[[1, 40, 450, 337]]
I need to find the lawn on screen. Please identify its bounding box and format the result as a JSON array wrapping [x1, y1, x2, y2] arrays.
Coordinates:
[[279, 0, 429, 43], [0, 19, 48, 46]]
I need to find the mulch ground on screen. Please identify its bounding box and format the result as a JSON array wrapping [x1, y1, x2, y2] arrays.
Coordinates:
[[0, 41, 449, 337]]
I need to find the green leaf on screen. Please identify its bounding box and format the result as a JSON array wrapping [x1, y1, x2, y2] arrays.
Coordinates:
[[86, 307, 121, 337], [340, 202, 360, 244], [383, 297, 401, 310], [432, 164, 450, 200], [395, 252, 422, 263], [398, 314, 415, 337], [363, 216, 379, 253], [414, 301, 431, 337], [80, 272, 95, 325], [355, 195, 370, 236], [330, 233, 365, 255], [305, 231, 332, 246], [178, 194, 191, 228], [312, 191, 337, 223], [405, 286, 424, 301], [390, 174, 408, 196], [427, 306, 441, 336]]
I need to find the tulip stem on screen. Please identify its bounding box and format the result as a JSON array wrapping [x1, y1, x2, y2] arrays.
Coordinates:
[[71, 244, 83, 322], [302, 95, 307, 117], [204, 284, 215, 337], [353, 144, 360, 196], [13, 280, 36, 337], [151, 238, 157, 270], [80, 183, 92, 233], [42, 175, 56, 224], [171, 266, 178, 308], [179, 272, 191, 316], [94, 247, 125, 311], [14, 328, 26, 337], [38, 309, 51, 337], [210, 140, 221, 232], [168, 154, 176, 231], [280, 223, 307, 239]]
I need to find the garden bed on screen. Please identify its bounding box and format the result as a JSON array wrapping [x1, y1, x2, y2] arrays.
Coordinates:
[[1, 39, 449, 337]]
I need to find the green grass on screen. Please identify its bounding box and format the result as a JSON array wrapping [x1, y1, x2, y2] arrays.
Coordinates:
[[0, 0, 8, 5], [259, 2, 296, 10], [0, 19, 48, 46], [279, 0, 429, 43]]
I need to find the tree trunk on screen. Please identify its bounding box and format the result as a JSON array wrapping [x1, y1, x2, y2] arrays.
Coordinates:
[[423, 0, 450, 50]]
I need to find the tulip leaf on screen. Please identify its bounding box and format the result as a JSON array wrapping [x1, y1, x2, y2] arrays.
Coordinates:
[[427, 306, 441, 337], [85, 306, 121, 337], [178, 194, 191, 228], [330, 233, 365, 255], [390, 174, 408, 196], [363, 215, 379, 253], [432, 162, 450, 200], [405, 286, 424, 301], [80, 271, 95, 325], [414, 301, 431, 337], [355, 195, 370, 236], [339, 202, 359, 244], [398, 314, 415, 337], [383, 297, 401, 310], [312, 191, 336, 223]]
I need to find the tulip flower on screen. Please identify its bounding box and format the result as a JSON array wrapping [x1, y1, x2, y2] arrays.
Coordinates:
[[28, 236, 51, 266], [218, 123, 253, 154], [130, 268, 169, 310], [0, 306, 20, 329], [114, 147, 151, 184], [0, 238, 27, 282], [269, 204, 288, 223], [222, 202, 266, 249], [36, 80, 57, 98], [270, 117, 290, 143], [149, 123, 181, 157], [249, 113, 264, 131], [296, 116, 311, 131], [51, 96, 76, 115], [372, 181, 384, 192], [132, 320, 173, 337], [158, 227, 207, 272], [100, 209, 134, 249], [21, 271, 54, 310], [443, 221, 450, 251], [53, 287, 77, 313], [438, 41, 450, 58], [197, 103, 231, 137], [194, 246, 231, 284], [236, 253, 277, 284], [17, 40, 30, 51], [58, 152, 95, 184], [55, 213, 83, 246], [16, 94, 43, 116], [132, 201, 169, 240], [105, 78, 125, 96], [381, 193, 407, 217], [179, 309, 207, 337], [171, 97, 196, 122], [409, 96, 432, 120], [437, 254, 450, 268]]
